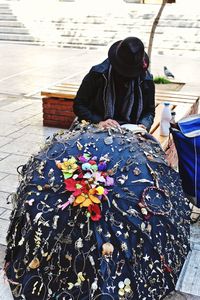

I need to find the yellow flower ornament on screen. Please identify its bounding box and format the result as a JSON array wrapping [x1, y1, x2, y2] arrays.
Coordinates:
[[56, 156, 78, 179]]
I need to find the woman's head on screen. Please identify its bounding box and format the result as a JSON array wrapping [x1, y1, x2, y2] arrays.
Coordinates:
[[108, 37, 149, 78]]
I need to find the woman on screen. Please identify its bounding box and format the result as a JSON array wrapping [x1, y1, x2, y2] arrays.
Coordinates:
[[73, 37, 155, 132], [4, 122, 190, 300]]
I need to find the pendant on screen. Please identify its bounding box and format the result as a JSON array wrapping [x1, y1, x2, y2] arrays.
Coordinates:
[[28, 257, 40, 269], [104, 136, 113, 145]]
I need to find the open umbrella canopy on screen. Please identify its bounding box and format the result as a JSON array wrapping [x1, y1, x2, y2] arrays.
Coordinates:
[[5, 123, 190, 300]]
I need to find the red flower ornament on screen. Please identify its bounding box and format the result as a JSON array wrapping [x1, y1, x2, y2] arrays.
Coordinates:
[[88, 204, 102, 221]]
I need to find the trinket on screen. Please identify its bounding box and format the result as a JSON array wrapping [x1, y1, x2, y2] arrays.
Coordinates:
[[141, 208, 148, 215], [91, 279, 98, 291], [75, 238, 83, 249], [52, 215, 59, 229], [124, 285, 131, 293], [124, 278, 131, 285], [133, 167, 141, 175], [102, 242, 114, 256], [118, 288, 125, 296], [28, 257, 40, 269], [67, 282, 74, 290], [121, 242, 128, 251], [104, 136, 113, 145], [118, 281, 124, 289]]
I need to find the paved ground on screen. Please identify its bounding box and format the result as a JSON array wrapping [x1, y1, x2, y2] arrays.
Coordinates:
[[0, 42, 199, 299]]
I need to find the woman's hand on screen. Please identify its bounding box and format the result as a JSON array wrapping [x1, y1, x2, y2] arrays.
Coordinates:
[[138, 124, 147, 130], [98, 119, 120, 129]]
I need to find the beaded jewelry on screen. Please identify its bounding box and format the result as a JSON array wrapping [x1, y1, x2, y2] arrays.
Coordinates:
[[139, 186, 172, 216]]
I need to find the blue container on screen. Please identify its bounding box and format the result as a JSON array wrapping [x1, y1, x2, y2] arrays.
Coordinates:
[[171, 114, 200, 206]]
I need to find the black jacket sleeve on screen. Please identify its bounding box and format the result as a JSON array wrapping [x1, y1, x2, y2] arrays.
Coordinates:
[[73, 71, 103, 123], [138, 79, 155, 132]]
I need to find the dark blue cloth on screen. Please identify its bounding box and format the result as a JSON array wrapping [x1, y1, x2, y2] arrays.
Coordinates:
[[5, 124, 190, 300]]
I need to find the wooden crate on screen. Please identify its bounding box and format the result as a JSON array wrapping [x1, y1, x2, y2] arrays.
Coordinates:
[[41, 83, 78, 128], [42, 97, 75, 128]]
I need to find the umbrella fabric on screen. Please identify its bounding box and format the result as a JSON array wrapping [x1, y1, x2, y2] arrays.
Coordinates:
[[4, 123, 190, 300]]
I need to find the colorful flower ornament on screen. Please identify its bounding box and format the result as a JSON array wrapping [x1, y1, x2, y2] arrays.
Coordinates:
[[56, 153, 114, 221], [56, 156, 78, 179]]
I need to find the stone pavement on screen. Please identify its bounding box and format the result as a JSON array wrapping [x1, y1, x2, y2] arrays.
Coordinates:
[[0, 42, 199, 299]]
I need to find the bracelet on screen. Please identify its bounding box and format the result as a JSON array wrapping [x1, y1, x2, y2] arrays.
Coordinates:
[[138, 186, 172, 216]]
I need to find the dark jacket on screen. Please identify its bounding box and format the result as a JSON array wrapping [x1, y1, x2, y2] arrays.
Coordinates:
[[73, 59, 155, 131]]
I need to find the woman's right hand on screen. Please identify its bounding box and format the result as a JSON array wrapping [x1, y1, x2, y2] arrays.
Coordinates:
[[98, 119, 120, 129]]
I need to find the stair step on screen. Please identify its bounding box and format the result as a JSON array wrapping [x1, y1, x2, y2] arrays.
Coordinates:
[[0, 4, 10, 9], [0, 9, 12, 14], [0, 33, 36, 41], [0, 20, 25, 27], [0, 26, 29, 34], [0, 39, 42, 46], [0, 14, 17, 20]]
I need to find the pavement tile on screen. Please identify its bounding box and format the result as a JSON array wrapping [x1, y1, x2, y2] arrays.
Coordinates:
[[190, 223, 200, 249], [0, 124, 26, 137], [0, 99, 32, 112], [0, 210, 11, 221], [0, 108, 40, 126], [0, 137, 13, 148], [0, 112, 15, 125], [0, 208, 6, 217], [0, 245, 6, 267], [0, 156, 11, 166], [0, 269, 14, 300], [165, 291, 200, 299], [0, 173, 8, 181], [11, 101, 41, 115], [8, 125, 61, 139], [5, 130, 27, 140], [0, 154, 29, 175], [0, 174, 19, 193], [0, 98, 18, 109], [176, 249, 200, 297], [0, 218, 9, 245], [18, 113, 43, 127], [0, 135, 44, 156], [12, 111, 41, 124], [15, 132, 45, 143], [0, 95, 20, 102], [0, 192, 13, 210]]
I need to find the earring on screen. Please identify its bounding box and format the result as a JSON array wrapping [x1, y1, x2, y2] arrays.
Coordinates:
[[32, 281, 38, 294]]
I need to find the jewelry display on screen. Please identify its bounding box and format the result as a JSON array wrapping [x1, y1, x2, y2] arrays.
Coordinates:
[[4, 123, 190, 300]]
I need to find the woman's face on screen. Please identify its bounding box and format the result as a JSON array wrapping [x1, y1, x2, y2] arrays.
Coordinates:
[[112, 67, 136, 82]]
